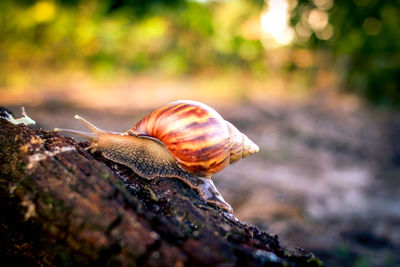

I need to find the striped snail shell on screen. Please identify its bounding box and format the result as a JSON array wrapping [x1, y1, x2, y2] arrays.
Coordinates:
[[129, 100, 259, 176], [54, 100, 259, 213]]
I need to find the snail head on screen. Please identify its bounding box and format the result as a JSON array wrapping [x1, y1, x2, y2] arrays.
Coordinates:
[[54, 115, 105, 153]]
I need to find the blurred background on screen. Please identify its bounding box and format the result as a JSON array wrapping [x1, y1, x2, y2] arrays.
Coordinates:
[[1, 0, 399, 266]]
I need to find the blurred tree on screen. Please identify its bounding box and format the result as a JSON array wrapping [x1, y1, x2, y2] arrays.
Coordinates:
[[1, 0, 399, 108], [0, 0, 264, 78], [291, 0, 400, 108]]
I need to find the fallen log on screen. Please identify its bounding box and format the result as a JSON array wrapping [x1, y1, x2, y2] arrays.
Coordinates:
[[0, 107, 321, 266]]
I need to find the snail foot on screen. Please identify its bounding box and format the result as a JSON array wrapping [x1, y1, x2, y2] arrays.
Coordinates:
[[172, 174, 233, 213], [196, 177, 233, 213]]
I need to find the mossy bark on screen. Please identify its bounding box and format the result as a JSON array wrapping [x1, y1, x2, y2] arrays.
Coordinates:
[[0, 108, 321, 267]]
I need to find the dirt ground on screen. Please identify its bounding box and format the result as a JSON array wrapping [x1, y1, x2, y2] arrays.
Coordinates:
[[4, 95, 400, 266]]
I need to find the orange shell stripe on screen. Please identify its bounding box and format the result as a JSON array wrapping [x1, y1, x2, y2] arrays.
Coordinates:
[[132, 101, 231, 176]]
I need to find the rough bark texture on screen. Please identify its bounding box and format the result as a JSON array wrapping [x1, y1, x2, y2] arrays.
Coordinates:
[[0, 108, 321, 267]]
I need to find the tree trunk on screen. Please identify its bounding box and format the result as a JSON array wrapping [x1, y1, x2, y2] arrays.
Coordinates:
[[0, 108, 321, 267]]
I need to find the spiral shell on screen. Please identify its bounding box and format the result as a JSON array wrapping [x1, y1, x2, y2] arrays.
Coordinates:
[[130, 100, 259, 176]]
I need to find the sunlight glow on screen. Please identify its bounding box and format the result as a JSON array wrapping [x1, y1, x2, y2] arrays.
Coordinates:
[[308, 8, 329, 31], [294, 5, 333, 42], [261, 0, 288, 35], [260, 0, 294, 47], [312, 0, 333, 11]]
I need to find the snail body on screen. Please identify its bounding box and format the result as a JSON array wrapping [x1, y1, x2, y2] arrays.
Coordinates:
[[55, 100, 259, 212]]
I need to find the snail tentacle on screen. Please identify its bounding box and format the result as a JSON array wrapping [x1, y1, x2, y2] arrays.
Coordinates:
[[54, 115, 102, 141]]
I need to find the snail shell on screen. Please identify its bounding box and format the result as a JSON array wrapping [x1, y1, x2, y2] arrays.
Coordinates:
[[54, 100, 259, 212], [129, 100, 259, 176]]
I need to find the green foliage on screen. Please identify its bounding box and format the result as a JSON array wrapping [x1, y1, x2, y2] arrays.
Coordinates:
[[1, 0, 399, 108], [0, 0, 264, 78], [291, 0, 400, 108]]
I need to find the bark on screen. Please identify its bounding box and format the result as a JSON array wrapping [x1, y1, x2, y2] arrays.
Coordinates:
[[0, 107, 322, 267]]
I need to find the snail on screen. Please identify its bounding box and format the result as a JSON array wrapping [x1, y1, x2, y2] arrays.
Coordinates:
[[54, 100, 259, 212]]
